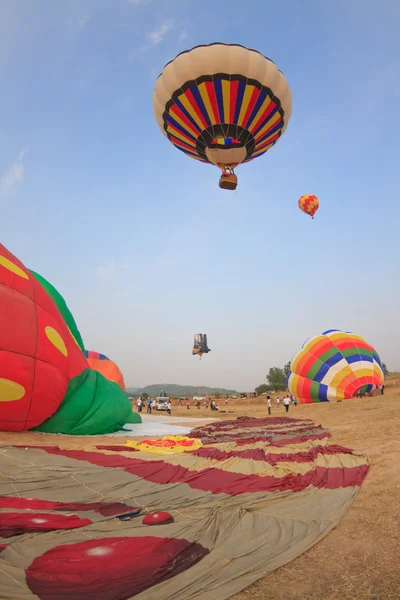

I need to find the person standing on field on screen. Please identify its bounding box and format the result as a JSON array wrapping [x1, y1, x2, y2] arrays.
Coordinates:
[[283, 395, 290, 413], [267, 395, 272, 415]]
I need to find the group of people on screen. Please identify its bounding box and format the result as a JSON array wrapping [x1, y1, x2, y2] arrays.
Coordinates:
[[266, 394, 296, 415], [135, 397, 172, 415], [192, 399, 220, 410]]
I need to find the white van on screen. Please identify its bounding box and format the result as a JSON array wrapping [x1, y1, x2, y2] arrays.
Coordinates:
[[155, 397, 170, 411]]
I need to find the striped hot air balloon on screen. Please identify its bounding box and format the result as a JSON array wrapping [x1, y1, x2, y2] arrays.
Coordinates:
[[298, 194, 319, 218], [287, 329, 384, 403], [153, 43, 292, 190]]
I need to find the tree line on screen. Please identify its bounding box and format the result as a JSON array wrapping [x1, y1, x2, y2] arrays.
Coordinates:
[[255, 362, 291, 395]]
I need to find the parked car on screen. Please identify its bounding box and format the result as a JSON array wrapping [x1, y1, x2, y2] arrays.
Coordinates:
[[155, 397, 170, 411]]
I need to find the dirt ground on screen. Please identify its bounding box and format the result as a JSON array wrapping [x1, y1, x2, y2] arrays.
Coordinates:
[[0, 389, 399, 599], [227, 391, 400, 600]]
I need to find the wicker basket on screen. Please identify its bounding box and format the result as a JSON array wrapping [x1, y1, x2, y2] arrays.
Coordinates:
[[219, 174, 237, 190]]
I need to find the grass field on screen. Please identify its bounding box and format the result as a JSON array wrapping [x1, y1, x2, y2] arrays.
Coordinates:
[[0, 385, 399, 599]]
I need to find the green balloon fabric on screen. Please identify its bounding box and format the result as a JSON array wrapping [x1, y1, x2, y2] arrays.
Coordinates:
[[33, 369, 141, 435], [29, 269, 85, 353]]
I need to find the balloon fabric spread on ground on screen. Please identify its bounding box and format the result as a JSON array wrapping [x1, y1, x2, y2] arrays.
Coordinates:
[[287, 329, 384, 403], [125, 435, 203, 455], [0, 417, 369, 600], [0, 243, 140, 433]]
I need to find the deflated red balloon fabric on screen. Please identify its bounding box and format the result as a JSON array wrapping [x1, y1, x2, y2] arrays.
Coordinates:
[[142, 511, 174, 526], [0, 512, 92, 538], [26, 536, 209, 600]]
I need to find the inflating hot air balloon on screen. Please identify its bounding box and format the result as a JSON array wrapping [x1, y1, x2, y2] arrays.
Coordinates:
[[84, 351, 126, 391], [287, 329, 384, 404], [192, 334, 211, 358], [0, 243, 140, 433], [298, 194, 319, 219], [153, 43, 292, 190]]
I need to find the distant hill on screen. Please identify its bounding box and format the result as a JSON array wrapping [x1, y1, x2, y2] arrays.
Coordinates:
[[126, 384, 237, 397]]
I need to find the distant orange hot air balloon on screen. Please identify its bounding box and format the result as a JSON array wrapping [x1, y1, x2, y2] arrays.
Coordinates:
[[298, 194, 319, 219]]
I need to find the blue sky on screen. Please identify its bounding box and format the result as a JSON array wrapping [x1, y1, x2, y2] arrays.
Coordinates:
[[1, 0, 399, 390]]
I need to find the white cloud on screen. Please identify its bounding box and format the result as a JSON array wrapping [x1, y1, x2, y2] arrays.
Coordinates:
[[78, 16, 91, 28], [147, 20, 173, 45], [95, 260, 128, 281], [0, 148, 28, 201]]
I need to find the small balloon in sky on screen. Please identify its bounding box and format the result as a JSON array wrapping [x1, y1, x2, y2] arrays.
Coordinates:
[[192, 334, 211, 359], [298, 194, 319, 219]]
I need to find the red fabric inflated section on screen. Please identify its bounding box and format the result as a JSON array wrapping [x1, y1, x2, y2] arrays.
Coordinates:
[[0, 244, 89, 431], [0, 512, 92, 538], [142, 512, 174, 526], [26, 536, 209, 600], [0, 496, 137, 517]]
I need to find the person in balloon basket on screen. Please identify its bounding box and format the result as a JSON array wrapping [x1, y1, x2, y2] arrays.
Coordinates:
[[267, 395, 272, 415], [283, 395, 290, 413], [221, 166, 234, 177]]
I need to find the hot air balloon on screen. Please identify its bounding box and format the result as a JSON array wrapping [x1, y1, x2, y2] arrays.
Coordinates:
[[298, 194, 319, 218], [153, 43, 292, 190], [287, 329, 384, 404], [85, 351, 126, 391], [0, 243, 139, 433], [192, 334, 211, 358]]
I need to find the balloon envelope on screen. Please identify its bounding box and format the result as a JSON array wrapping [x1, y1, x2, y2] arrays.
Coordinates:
[[298, 194, 319, 218], [153, 43, 292, 172], [85, 351, 126, 391], [287, 329, 384, 403], [0, 243, 137, 433]]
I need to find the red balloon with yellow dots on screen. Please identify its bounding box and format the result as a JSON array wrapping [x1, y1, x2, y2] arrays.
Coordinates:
[[298, 194, 319, 219], [0, 244, 89, 431]]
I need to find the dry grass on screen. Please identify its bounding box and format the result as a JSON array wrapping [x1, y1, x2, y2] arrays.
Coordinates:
[[0, 389, 399, 599], [227, 390, 400, 600]]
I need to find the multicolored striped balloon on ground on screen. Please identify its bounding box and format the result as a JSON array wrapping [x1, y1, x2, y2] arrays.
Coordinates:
[[298, 194, 319, 218], [287, 329, 384, 403]]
